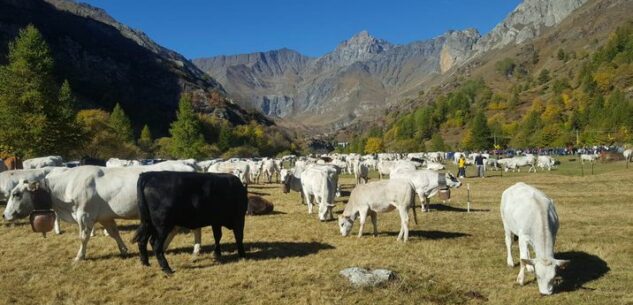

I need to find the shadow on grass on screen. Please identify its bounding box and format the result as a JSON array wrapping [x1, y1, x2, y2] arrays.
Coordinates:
[[169, 241, 335, 262], [248, 185, 279, 190], [428, 203, 490, 213], [381, 230, 470, 240], [556, 251, 609, 293], [116, 223, 140, 231], [1, 220, 31, 227], [248, 210, 287, 216]]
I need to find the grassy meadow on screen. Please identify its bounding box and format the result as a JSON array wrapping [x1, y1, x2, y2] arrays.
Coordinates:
[[1, 159, 631, 305]]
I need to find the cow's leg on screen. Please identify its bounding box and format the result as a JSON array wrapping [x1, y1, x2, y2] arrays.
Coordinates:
[[357, 207, 368, 238], [397, 207, 410, 242], [74, 213, 94, 262], [162, 227, 179, 252], [517, 236, 531, 285], [153, 226, 174, 274], [504, 228, 514, 267], [54, 213, 61, 234], [233, 220, 246, 258], [211, 225, 222, 259], [369, 210, 378, 237], [100, 219, 128, 256], [192, 228, 202, 255], [305, 192, 314, 214], [136, 226, 152, 267]]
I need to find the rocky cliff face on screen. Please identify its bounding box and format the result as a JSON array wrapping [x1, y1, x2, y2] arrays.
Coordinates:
[[194, 29, 479, 130], [197, 0, 590, 132], [0, 0, 269, 135], [472, 0, 589, 55]]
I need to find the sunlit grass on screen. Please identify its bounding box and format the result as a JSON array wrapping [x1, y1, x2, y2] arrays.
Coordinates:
[[0, 160, 631, 304]]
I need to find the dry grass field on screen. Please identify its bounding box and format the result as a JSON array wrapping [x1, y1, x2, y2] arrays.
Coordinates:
[[1, 160, 632, 305]]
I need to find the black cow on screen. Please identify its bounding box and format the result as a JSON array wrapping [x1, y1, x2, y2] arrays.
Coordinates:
[[133, 171, 248, 274], [80, 156, 106, 166]]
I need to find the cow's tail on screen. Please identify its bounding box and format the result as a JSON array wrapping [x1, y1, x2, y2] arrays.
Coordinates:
[[131, 175, 155, 244], [409, 185, 418, 225]]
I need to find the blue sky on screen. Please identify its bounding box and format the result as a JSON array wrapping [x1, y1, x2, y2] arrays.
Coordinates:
[[81, 0, 522, 59]]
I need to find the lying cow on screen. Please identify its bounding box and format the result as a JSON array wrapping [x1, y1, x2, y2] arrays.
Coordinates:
[[134, 172, 248, 274], [338, 179, 417, 242], [501, 182, 569, 295], [22, 156, 64, 169]]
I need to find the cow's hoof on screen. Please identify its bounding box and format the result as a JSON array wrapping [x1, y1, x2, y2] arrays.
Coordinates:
[[162, 268, 174, 276]]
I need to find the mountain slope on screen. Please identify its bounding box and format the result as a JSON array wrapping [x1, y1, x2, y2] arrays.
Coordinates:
[[0, 0, 269, 135]]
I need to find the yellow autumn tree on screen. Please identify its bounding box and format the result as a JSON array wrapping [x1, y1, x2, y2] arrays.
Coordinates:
[[364, 137, 384, 154]]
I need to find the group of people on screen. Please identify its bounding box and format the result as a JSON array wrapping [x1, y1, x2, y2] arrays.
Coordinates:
[[457, 154, 487, 179]]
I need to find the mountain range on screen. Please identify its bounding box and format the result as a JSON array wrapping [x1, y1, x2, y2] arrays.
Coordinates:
[[193, 0, 589, 133]]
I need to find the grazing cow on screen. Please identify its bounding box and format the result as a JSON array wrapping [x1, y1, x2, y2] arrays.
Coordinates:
[[208, 161, 251, 185], [300, 165, 338, 221], [3, 156, 22, 170], [22, 156, 64, 169], [580, 153, 598, 164], [262, 159, 279, 183], [352, 160, 369, 184], [377, 160, 395, 180], [390, 168, 461, 212], [134, 172, 247, 274], [338, 179, 417, 241], [501, 182, 569, 295], [2, 165, 200, 262]]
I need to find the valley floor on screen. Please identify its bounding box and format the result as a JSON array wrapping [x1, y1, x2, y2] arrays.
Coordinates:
[[1, 159, 631, 305]]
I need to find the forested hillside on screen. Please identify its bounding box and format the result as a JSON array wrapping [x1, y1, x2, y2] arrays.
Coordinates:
[[338, 20, 633, 154]]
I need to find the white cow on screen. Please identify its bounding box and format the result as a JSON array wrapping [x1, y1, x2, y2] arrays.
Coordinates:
[[249, 160, 263, 184], [580, 153, 598, 164], [22, 156, 64, 169], [3, 165, 200, 262], [208, 161, 251, 185], [390, 168, 462, 211], [262, 159, 279, 184], [501, 182, 569, 295], [338, 179, 417, 242], [352, 160, 369, 184], [425, 162, 445, 171], [280, 168, 304, 195], [106, 158, 140, 167], [623, 149, 633, 162], [300, 165, 338, 221], [536, 156, 556, 171]]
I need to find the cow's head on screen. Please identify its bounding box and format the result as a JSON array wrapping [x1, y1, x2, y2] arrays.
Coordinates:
[[338, 215, 354, 236], [445, 173, 462, 189], [3, 180, 48, 221], [522, 258, 569, 295]]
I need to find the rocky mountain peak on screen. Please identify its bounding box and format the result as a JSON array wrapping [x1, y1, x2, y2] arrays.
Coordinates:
[[335, 30, 393, 56]]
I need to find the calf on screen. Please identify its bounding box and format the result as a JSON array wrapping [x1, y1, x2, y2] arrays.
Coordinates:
[[134, 172, 248, 274], [501, 182, 569, 295], [338, 179, 417, 241]]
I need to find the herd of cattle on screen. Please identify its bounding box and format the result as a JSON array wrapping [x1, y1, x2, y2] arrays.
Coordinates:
[[0, 151, 596, 295]]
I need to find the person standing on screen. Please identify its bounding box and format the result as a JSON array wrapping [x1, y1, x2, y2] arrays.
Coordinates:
[[475, 153, 486, 178], [457, 155, 466, 178]]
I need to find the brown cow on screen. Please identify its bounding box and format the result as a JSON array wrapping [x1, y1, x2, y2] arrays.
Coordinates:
[[3, 156, 22, 170]]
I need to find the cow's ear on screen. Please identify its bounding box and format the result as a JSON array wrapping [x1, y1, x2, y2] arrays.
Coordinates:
[[521, 258, 535, 267], [555, 259, 570, 270], [27, 182, 39, 191]]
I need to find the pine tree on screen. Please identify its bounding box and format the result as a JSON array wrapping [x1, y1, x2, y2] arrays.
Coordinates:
[[0, 25, 81, 157], [109, 103, 134, 143], [169, 95, 206, 158], [430, 133, 446, 151], [470, 112, 492, 150], [138, 124, 153, 155]]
